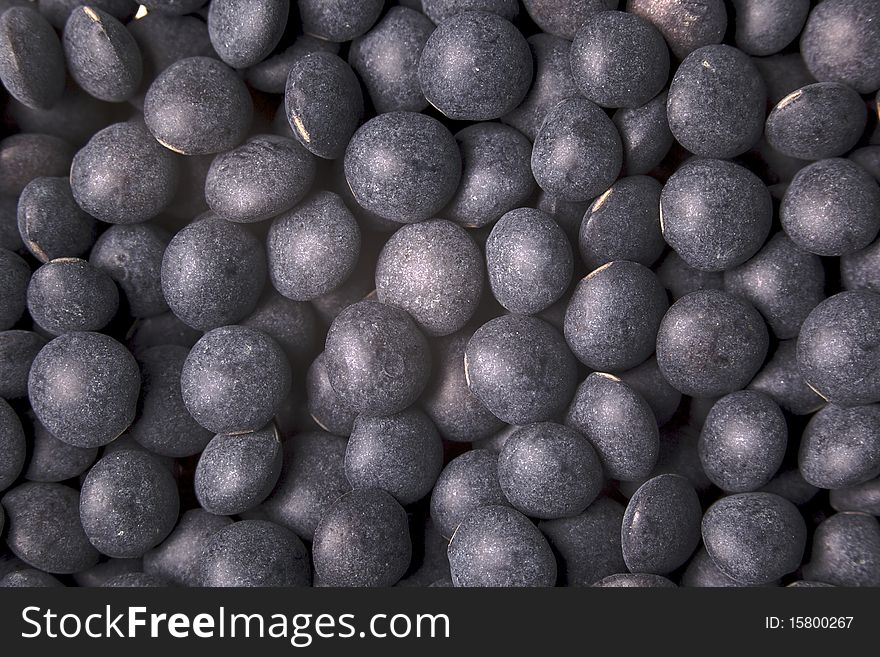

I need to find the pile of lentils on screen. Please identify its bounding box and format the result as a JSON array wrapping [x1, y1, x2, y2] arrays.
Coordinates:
[[0, 0, 879, 589]]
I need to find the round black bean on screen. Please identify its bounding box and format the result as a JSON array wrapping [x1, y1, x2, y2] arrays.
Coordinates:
[[656, 290, 769, 398], [724, 232, 825, 339], [781, 158, 880, 257], [570, 10, 669, 109], [800, 0, 880, 94], [499, 422, 603, 520], [0, 6, 65, 110], [345, 409, 443, 506], [324, 300, 431, 417], [702, 492, 806, 585], [803, 512, 880, 586], [349, 7, 433, 114], [28, 331, 140, 448], [621, 474, 702, 574], [531, 97, 622, 202], [161, 214, 266, 330], [18, 176, 98, 263], [1, 482, 99, 573], [298, 0, 383, 43], [181, 325, 291, 434], [284, 52, 363, 160], [63, 6, 142, 102], [344, 111, 461, 223], [661, 158, 772, 272], [26, 258, 119, 335], [732, 0, 810, 57], [205, 135, 316, 224], [312, 488, 411, 587], [142, 508, 232, 587], [579, 176, 664, 270], [80, 450, 180, 558], [376, 219, 483, 335], [799, 404, 880, 490], [626, 0, 726, 60], [564, 260, 668, 372], [448, 505, 557, 587], [207, 0, 288, 70], [797, 291, 880, 406], [564, 372, 659, 482], [667, 45, 766, 159], [197, 519, 310, 587], [267, 191, 360, 301], [70, 121, 179, 224], [419, 11, 532, 121], [486, 208, 572, 315], [430, 449, 508, 540], [465, 314, 577, 425], [445, 123, 535, 230], [144, 56, 252, 155], [765, 82, 866, 161], [195, 425, 283, 516], [699, 391, 788, 493]]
